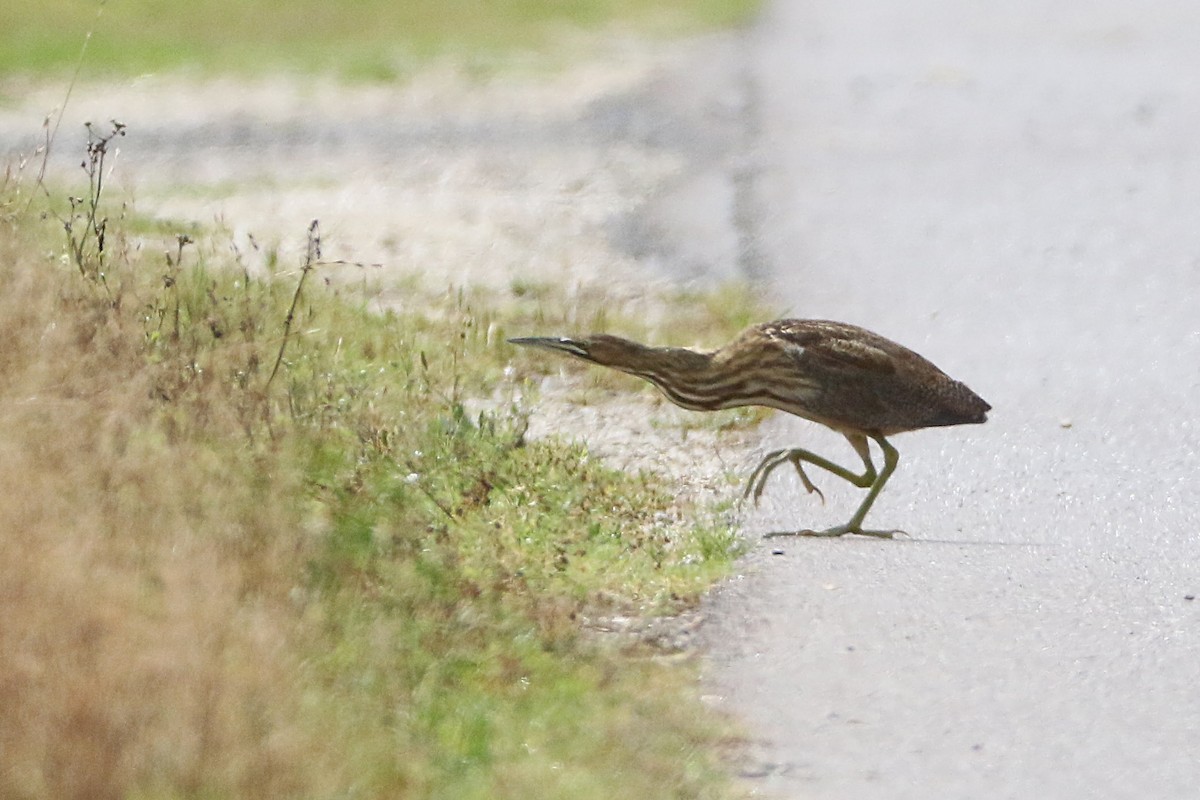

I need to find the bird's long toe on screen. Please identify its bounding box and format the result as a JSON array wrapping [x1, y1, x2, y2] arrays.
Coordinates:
[[764, 524, 901, 539]]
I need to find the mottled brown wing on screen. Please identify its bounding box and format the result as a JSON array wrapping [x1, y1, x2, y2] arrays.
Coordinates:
[[765, 320, 897, 375]]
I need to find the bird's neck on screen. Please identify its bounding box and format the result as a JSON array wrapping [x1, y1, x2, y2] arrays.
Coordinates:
[[595, 339, 725, 411], [596, 340, 712, 378]]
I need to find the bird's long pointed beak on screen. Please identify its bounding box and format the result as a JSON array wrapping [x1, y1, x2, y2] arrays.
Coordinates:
[[508, 336, 590, 359]]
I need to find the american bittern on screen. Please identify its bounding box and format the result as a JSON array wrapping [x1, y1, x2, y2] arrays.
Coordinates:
[[510, 319, 989, 538]]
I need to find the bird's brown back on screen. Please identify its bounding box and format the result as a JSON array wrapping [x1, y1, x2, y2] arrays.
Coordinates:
[[721, 319, 990, 435]]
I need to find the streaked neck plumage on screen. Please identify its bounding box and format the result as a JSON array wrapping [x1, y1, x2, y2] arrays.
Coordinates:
[[578, 334, 720, 411]]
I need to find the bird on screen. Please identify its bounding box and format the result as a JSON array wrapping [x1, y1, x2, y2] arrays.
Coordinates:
[[509, 319, 990, 538]]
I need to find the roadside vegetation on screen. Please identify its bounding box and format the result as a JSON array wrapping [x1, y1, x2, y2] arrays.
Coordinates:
[[0, 122, 760, 798], [0, 2, 767, 797]]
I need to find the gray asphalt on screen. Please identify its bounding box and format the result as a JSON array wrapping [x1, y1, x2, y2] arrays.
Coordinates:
[[700, 1, 1200, 797]]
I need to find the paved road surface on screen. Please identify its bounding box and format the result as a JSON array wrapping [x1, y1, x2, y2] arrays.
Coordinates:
[[702, 2, 1200, 797]]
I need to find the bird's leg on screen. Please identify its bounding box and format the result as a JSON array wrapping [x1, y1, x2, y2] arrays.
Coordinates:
[[797, 434, 902, 539], [745, 436, 877, 504], [756, 434, 902, 539]]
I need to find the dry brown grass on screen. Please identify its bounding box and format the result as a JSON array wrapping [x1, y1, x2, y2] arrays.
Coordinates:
[[0, 228, 319, 800]]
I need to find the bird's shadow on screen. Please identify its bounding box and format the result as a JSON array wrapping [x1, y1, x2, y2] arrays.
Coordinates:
[[757, 531, 1044, 548]]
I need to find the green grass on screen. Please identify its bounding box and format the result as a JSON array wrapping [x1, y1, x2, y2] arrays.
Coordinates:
[[0, 0, 760, 80], [0, 128, 759, 799]]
